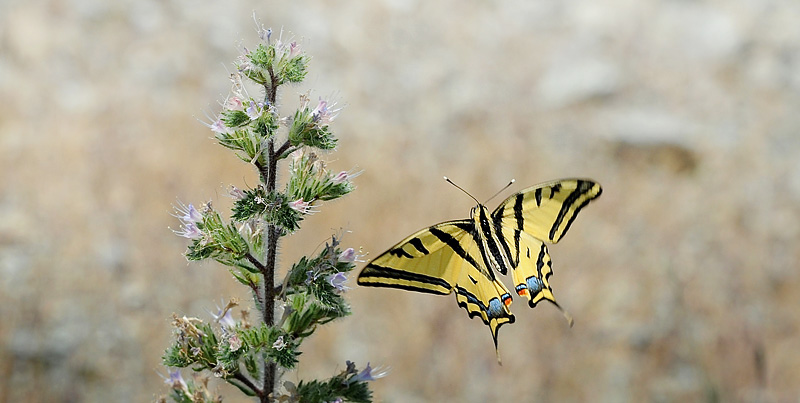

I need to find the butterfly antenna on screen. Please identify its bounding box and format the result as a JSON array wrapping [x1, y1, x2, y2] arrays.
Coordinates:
[[484, 179, 516, 204], [444, 176, 480, 205]]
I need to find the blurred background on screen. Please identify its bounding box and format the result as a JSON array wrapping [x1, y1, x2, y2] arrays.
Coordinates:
[[2, 0, 799, 401]]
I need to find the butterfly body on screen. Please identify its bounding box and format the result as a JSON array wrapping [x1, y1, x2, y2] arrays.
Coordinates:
[[357, 179, 602, 349]]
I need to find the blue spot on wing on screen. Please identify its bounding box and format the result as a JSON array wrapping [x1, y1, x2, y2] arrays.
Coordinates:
[[526, 276, 543, 293], [487, 298, 504, 318]]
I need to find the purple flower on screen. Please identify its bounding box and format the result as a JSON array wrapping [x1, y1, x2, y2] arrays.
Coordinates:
[[349, 362, 389, 383], [208, 119, 229, 134], [254, 12, 271, 41], [226, 96, 244, 111], [305, 269, 319, 285], [211, 305, 236, 331], [272, 335, 286, 351], [164, 368, 188, 392], [246, 101, 263, 120], [228, 185, 246, 200], [338, 248, 356, 263], [174, 201, 203, 224], [327, 272, 349, 292], [172, 201, 204, 239], [311, 98, 340, 126], [228, 333, 242, 352], [338, 247, 364, 263], [173, 222, 202, 239], [332, 171, 348, 185], [288, 198, 317, 215], [287, 41, 301, 59]]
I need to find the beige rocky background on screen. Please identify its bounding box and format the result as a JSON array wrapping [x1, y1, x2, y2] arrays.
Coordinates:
[[2, 0, 799, 402]]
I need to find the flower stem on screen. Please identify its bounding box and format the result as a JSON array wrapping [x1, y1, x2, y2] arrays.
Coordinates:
[[232, 372, 261, 396], [259, 69, 282, 402]]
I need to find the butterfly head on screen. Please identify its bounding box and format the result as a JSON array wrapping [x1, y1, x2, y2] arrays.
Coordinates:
[[470, 205, 493, 231]]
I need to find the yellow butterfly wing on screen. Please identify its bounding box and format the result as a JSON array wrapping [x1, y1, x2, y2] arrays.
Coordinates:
[[357, 220, 515, 347], [492, 179, 602, 312], [492, 179, 602, 244]]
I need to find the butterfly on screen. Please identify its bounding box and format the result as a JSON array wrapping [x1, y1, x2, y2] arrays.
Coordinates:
[[357, 178, 602, 353]]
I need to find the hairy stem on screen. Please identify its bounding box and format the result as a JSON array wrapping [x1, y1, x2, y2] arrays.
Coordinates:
[[259, 69, 282, 403], [246, 253, 266, 272], [275, 140, 292, 159], [232, 372, 261, 396]]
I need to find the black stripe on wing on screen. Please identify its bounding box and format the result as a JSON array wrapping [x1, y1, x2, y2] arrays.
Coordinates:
[[359, 263, 452, 295], [429, 223, 482, 272], [491, 205, 515, 274], [549, 179, 602, 241]]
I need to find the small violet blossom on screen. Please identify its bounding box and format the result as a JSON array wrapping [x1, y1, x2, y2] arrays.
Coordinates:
[[171, 201, 203, 239], [246, 101, 264, 120], [174, 222, 202, 239], [305, 270, 319, 285], [208, 119, 229, 134], [287, 41, 301, 59], [338, 247, 364, 263], [288, 198, 316, 215], [349, 362, 389, 384], [254, 12, 271, 42], [164, 368, 189, 392], [272, 335, 286, 351], [311, 98, 340, 126], [174, 201, 203, 224], [226, 96, 244, 111], [326, 272, 349, 293], [228, 185, 246, 200], [211, 305, 237, 332], [228, 333, 242, 352], [338, 248, 356, 263], [332, 171, 349, 185]]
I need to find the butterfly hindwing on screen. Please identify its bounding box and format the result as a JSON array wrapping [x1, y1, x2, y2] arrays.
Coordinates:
[[498, 228, 558, 308], [452, 252, 515, 348]]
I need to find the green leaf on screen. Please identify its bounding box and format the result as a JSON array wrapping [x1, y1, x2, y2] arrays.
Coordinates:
[[280, 55, 308, 83], [232, 187, 302, 234], [221, 110, 251, 128], [288, 108, 337, 150]]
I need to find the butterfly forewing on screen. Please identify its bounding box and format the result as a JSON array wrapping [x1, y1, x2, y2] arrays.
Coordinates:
[[357, 219, 516, 347], [357, 220, 474, 295], [493, 179, 602, 244]]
